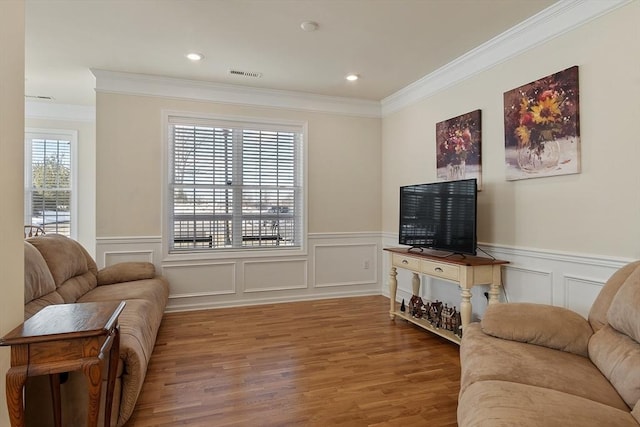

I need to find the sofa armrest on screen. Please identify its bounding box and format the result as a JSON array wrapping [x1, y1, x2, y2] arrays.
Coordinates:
[[480, 303, 593, 357], [97, 262, 156, 286]]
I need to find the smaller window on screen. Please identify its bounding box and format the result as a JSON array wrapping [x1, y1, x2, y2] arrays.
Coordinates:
[[25, 130, 77, 238]]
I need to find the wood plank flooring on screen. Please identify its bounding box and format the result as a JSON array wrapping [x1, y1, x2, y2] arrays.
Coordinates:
[[126, 296, 461, 426]]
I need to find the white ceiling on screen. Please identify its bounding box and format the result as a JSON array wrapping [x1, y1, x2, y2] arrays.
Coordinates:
[[25, 0, 558, 107]]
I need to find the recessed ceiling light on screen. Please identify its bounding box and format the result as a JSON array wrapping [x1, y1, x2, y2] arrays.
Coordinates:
[[346, 74, 359, 82], [186, 52, 204, 61]]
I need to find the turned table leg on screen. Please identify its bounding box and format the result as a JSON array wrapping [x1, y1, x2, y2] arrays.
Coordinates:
[[488, 264, 502, 304], [389, 266, 398, 319]]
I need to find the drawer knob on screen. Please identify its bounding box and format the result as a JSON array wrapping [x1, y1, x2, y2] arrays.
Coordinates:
[[435, 267, 443, 272], [402, 260, 408, 264]]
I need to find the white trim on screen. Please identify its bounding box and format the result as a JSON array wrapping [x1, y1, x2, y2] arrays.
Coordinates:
[[164, 290, 381, 313], [480, 243, 633, 269], [24, 128, 78, 239], [92, 69, 381, 118], [160, 110, 309, 262], [380, 0, 631, 115], [25, 101, 95, 122]]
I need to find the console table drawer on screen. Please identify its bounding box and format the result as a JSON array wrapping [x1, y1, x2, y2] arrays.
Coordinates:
[[392, 254, 421, 271], [422, 260, 459, 281]]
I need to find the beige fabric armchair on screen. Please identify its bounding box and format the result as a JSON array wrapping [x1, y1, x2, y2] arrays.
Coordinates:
[[458, 260, 640, 427]]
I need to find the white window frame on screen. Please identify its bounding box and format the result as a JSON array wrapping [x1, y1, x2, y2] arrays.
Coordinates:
[[24, 128, 78, 239], [162, 111, 308, 260]]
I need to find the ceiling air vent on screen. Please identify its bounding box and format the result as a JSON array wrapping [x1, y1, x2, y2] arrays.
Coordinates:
[[229, 69, 263, 78]]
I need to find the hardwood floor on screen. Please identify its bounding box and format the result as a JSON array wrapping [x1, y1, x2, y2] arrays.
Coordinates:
[[126, 296, 461, 426]]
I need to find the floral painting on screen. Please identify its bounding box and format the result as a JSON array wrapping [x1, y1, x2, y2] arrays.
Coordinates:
[[436, 109, 482, 187], [504, 66, 580, 180]]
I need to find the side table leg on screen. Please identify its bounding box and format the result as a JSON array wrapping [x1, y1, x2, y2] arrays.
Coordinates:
[[389, 266, 398, 319], [6, 365, 28, 427], [49, 373, 62, 427], [104, 327, 120, 427], [82, 359, 104, 427]]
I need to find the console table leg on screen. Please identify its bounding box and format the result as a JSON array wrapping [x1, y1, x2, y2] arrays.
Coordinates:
[[389, 266, 398, 319], [489, 265, 502, 304], [411, 272, 420, 296], [460, 287, 472, 330]]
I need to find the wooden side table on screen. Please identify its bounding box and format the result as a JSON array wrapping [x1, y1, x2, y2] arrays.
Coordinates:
[[0, 301, 126, 427]]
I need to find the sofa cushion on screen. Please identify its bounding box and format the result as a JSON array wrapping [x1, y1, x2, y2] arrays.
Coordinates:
[[78, 277, 169, 315], [589, 261, 640, 333], [458, 380, 638, 427], [27, 234, 99, 303], [590, 325, 640, 409], [24, 241, 56, 304], [481, 302, 593, 357], [460, 323, 629, 411], [608, 266, 640, 343], [98, 262, 156, 286]]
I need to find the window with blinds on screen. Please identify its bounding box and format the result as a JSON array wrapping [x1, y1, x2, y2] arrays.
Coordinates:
[[168, 116, 303, 252], [25, 132, 74, 237]]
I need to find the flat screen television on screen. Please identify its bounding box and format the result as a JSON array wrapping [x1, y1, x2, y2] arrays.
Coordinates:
[[399, 178, 477, 256]]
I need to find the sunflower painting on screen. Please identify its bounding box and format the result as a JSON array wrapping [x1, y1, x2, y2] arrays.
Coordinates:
[[504, 66, 580, 180]]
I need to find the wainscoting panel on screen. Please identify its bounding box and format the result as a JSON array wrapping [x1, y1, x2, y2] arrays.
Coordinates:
[[97, 234, 632, 316], [163, 262, 236, 298], [97, 233, 383, 312], [314, 243, 378, 287], [502, 265, 554, 305], [243, 259, 308, 293], [564, 275, 605, 319], [104, 250, 154, 266], [96, 236, 162, 269]]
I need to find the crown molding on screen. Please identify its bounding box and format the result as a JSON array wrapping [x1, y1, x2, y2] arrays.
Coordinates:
[[381, 0, 632, 116], [91, 69, 382, 118], [25, 101, 95, 122]]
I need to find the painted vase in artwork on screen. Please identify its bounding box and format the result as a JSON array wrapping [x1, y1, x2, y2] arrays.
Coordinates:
[[446, 160, 466, 180], [517, 139, 560, 173]]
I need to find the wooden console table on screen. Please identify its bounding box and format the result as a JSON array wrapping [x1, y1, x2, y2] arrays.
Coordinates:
[[0, 301, 126, 427], [385, 247, 508, 344]]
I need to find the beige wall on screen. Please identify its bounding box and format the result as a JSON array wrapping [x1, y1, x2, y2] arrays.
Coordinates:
[[25, 117, 96, 254], [96, 94, 381, 237], [382, 2, 640, 259], [0, 1, 25, 424]]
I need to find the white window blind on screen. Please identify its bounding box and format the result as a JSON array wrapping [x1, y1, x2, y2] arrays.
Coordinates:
[[25, 133, 74, 237], [168, 116, 303, 252]]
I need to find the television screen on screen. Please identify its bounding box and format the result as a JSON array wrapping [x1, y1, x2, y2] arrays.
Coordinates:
[[399, 178, 477, 255]]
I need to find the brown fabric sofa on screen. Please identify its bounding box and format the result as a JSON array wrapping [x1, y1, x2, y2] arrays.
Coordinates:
[[458, 260, 640, 427], [23, 234, 169, 427]]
